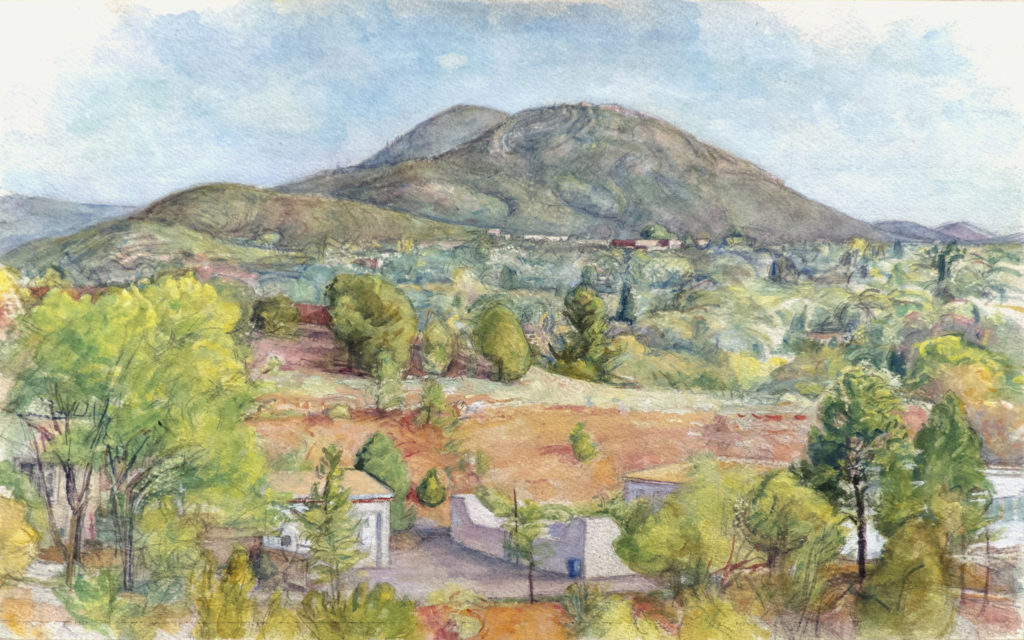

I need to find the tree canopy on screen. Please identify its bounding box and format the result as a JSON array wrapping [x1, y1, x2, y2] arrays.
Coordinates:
[[325, 274, 417, 373]]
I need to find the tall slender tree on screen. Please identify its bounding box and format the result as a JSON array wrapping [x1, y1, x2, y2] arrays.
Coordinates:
[[796, 366, 912, 585]]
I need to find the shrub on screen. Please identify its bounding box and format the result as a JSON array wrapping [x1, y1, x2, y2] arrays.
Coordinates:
[[416, 469, 447, 507], [300, 582, 421, 640], [251, 295, 300, 336], [569, 422, 597, 462]]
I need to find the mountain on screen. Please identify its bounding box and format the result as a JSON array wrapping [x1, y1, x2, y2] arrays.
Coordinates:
[[2, 184, 476, 283], [356, 105, 509, 169], [873, 220, 956, 244], [0, 192, 134, 254], [936, 222, 993, 243], [281, 103, 882, 243]]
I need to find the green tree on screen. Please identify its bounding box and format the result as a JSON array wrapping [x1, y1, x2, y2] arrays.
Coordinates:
[[615, 456, 759, 597], [580, 264, 599, 288], [906, 334, 1018, 404], [354, 433, 415, 531], [325, 274, 416, 373], [499, 265, 519, 290], [857, 520, 955, 639], [554, 283, 611, 381], [640, 224, 676, 240], [795, 366, 912, 585], [472, 302, 531, 382], [742, 472, 847, 637], [614, 282, 637, 325], [419, 312, 454, 375], [415, 469, 446, 507], [251, 294, 300, 336], [5, 276, 271, 590], [371, 352, 404, 414], [913, 393, 993, 599], [502, 494, 551, 604], [298, 445, 364, 600], [415, 378, 458, 433], [569, 422, 597, 462]]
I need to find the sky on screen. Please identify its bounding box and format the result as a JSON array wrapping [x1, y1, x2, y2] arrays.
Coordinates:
[[0, 0, 1022, 233]]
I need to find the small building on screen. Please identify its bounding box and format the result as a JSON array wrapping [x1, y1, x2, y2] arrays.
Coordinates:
[[263, 470, 392, 568], [449, 494, 634, 579], [623, 463, 692, 509]]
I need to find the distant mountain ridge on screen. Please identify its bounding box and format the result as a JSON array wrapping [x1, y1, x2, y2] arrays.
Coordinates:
[[874, 219, 1021, 245], [281, 102, 882, 243], [0, 192, 134, 254]]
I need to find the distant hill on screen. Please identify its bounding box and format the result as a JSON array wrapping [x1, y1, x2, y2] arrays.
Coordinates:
[[0, 192, 134, 254], [132, 183, 475, 250], [873, 220, 956, 244], [281, 103, 882, 243], [356, 105, 509, 169], [3, 183, 476, 283], [936, 222, 993, 243]]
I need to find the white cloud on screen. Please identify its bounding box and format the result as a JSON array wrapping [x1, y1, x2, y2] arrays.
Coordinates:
[[436, 52, 469, 70]]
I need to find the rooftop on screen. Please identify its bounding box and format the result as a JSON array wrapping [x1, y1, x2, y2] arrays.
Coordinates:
[[623, 457, 789, 485], [270, 469, 393, 500]]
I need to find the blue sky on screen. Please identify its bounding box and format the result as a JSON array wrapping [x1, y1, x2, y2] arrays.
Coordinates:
[[1, 0, 1021, 233]]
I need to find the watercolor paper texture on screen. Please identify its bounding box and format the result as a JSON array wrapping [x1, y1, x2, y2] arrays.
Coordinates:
[[0, 1, 1022, 638]]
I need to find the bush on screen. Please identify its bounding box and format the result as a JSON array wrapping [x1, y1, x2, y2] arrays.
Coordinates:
[[55, 569, 160, 640], [472, 303, 532, 381], [251, 295, 300, 336], [562, 582, 607, 637], [415, 469, 447, 507], [326, 274, 417, 372], [569, 422, 597, 462], [300, 582, 421, 640], [419, 313, 454, 375], [355, 433, 415, 531]]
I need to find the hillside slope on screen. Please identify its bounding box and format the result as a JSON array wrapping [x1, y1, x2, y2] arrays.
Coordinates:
[[133, 183, 475, 250], [0, 192, 134, 254], [282, 103, 881, 243], [3, 184, 477, 283]]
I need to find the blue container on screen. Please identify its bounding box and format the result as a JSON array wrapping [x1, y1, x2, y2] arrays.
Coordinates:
[[567, 558, 582, 578]]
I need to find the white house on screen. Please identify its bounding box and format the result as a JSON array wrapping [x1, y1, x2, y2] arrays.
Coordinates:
[[263, 470, 393, 568]]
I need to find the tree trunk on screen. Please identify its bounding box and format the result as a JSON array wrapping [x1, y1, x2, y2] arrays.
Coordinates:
[[65, 509, 83, 587], [122, 508, 136, 591], [528, 564, 535, 604], [854, 478, 867, 586]]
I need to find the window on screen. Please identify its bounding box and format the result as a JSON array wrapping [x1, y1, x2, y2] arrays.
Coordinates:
[[280, 535, 292, 548]]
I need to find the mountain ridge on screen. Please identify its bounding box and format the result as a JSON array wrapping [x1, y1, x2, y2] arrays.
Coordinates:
[[281, 102, 882, 243]]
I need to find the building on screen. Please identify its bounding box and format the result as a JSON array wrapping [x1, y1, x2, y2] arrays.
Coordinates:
[[449, 494, 634, 579], [263, 470, 393, 568]]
